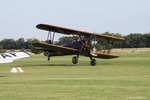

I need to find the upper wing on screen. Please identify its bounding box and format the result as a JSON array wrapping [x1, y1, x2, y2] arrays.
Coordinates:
[[0, 52, 31, 63], [36, 24, 124, 42], [33, 42, 77, 54]]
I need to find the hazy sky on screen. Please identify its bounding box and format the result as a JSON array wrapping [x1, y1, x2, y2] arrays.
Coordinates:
[[1, 0, 150, 41]]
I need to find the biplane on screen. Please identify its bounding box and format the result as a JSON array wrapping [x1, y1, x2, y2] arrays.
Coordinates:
[[33, 24, 124, 66]]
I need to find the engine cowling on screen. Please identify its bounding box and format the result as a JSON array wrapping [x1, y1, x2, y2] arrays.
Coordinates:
[[86, 40, 97, 49]]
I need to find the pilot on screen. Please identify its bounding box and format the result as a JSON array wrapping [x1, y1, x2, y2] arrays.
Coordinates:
[[47, 40, 52, 44]]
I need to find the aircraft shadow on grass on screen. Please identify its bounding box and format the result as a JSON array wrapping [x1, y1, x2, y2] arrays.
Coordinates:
[[20, 63, 75, 67], [20, 62, 110, 67], [0, 76, 6, 77]]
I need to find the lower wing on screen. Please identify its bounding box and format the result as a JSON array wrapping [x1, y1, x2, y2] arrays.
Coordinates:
[[33, 42, 77, 54]]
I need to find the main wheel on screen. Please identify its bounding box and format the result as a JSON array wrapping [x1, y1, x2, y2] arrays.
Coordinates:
[[72, 56, 78, 64], [90, 59, 96, 66], [48, 57, 50, 61]]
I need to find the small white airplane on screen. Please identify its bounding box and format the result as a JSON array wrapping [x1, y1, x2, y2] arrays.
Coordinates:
[[0, 52, 31, 63]]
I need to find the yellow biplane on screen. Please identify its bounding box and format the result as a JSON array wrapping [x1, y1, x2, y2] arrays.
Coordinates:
[[33, 24, 124, 66]]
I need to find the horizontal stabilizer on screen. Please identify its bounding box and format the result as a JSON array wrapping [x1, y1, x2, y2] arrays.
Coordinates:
[[91, 52, 119, 59]]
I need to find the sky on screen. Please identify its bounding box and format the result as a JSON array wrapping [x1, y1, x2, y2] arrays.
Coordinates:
[[1, 0, 150, 41]]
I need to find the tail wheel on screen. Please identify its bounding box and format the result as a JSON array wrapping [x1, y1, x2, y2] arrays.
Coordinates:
[[90, 59, 96, 66], [72, 56, 78, 64]]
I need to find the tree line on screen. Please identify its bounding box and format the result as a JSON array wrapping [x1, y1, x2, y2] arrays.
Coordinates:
[[102, 32, 150, 48], [0, 32, 150, 53], [0, 38, 40, 53], [57, 32, 150, 49]]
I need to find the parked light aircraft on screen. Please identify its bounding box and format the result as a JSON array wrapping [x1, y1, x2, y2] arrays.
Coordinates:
[[33, 24, 124, 66], [0, 52, 31, 63]]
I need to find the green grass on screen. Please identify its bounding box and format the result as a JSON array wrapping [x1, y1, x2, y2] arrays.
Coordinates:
[[0, 53, 150, 100]]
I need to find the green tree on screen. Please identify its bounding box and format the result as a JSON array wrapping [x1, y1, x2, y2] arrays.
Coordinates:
[[0, 45, 6, 53], [30, 38, 42, 54], [122, 33, 148, 48], [0, 39, 16, 49], [146, 33, 150, 47], [16, 38, 26, 49]]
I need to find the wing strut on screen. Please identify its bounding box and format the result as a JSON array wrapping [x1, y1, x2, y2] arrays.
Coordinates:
[[47, 31, 55, 43], [46, 31, 56, 61], [108, 39, 114, 54], [103, 38, 114, 54]]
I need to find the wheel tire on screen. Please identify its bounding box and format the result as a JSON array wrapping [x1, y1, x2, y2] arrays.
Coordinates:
[[72, 56, 78, 64], [90, 59, 96, 66], [48, 57, 50, 61]]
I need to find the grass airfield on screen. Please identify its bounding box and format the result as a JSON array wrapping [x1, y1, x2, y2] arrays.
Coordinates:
[[0, 52, 150, 100]]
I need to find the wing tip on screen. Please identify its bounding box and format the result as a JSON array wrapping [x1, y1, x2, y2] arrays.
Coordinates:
[[23, 52, 31, 57]]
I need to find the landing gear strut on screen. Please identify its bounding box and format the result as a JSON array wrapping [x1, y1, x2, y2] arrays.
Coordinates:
[[90, 59, 96, 66], [48, 56, 50, 61], [88, 50, 96, 66], [72, 48, 82, 64]]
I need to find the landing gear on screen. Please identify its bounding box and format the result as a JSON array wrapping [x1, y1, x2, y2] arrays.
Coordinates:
[[72, 56, 78, 64], [71, 36, 98, 66], [48, 56, 50, 61], [44, 51, 51, 61], [90, 59, 96, 66], [88, 50, 97, 66], [72, 48, 82, 64]]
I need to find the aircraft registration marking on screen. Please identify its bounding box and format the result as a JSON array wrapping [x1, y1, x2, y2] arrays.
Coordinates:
[[0, 52, 17, 58]]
